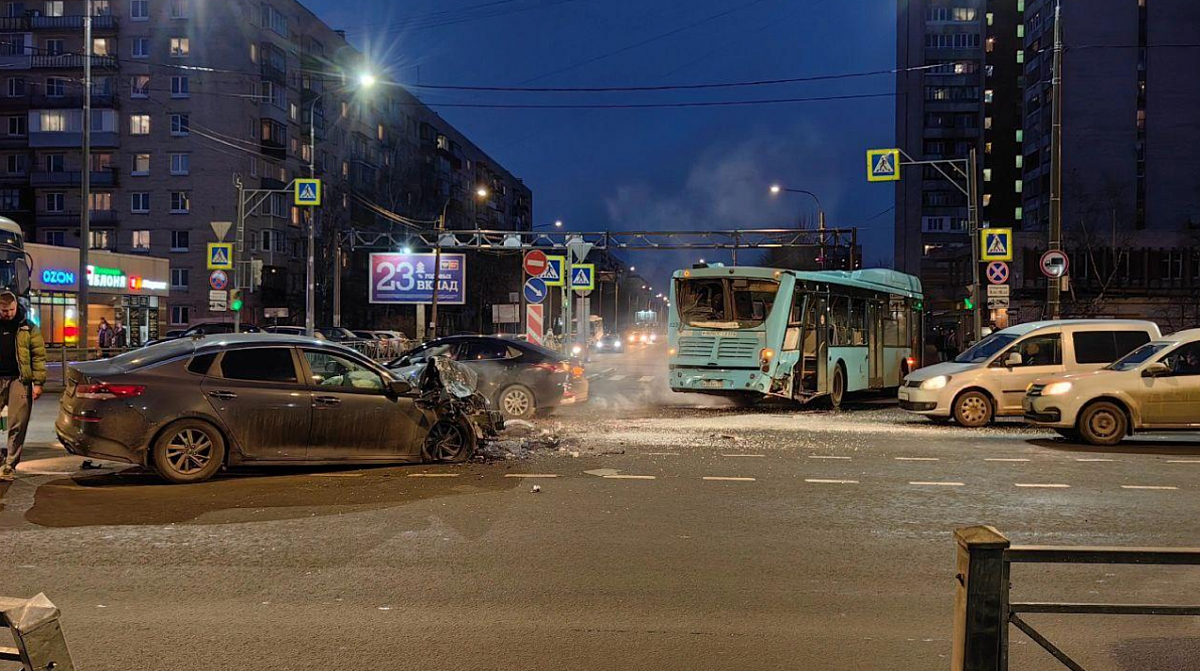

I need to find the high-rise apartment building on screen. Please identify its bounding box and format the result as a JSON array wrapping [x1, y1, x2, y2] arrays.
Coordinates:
[[0, 0, 531, 341]]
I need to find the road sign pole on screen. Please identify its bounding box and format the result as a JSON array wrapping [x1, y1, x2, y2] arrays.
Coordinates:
[[968, 147, 983, 342], [1047, 0, 1065, 320], [234, 176, 244, 334]]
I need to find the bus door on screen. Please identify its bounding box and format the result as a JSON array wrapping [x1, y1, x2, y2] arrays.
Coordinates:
[[814, 293, 829, 396], [867, 299, 885, 389]]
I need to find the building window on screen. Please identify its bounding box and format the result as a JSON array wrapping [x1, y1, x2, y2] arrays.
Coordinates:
[[1015, 129, 1024, 143], [1016, 50, 1025, 64], [92, 38, 112, 57], [170, 75, 189, 97], [1014, 207, 1023, 220], [131, 75, 150, 98], [131, 192, 150, 213], [1015, 154, 1023, 168], [169, 37, 189, 57], [983, 168, 992, 182], [43, 230, 65, 246], [130, 114, 150, 135], [260, 229, 284, 252], [1015, 180, 1023, 193], [922, 216, 950, 232], [169, 0, 189, 18], [44, 192, 63, 212], [89, 192, 111, 211], [132, 37, 149, 58], [261, 3, 288, 37], [45, 154, 64, 172], [89, 230, 111, 250], [170, 267, 188, 289], [132, 152, 150, 175], [6, 78, 23, 98], [5, 155, 23, 174], [43, 2, 64, 18], [132, 230, 150, 252], [131, 0, 149, 20], [249, 43, 258, 63], [1017, 24, 1025, 38], [45, 77, 65, 97], [43, 39, 63, 56], [39, 110, 68, 132], [170, 113, 189, 136], [169, 152, 189, 175], [170, 191, 189, 213], [6, 116, 23, 136], [290, 102, 298, 121], [170, 230, 189, 252], [170, 305, 189, 326]]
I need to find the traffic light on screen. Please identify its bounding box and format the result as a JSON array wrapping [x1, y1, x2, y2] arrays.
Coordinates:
[[230, 289, 244, 312], [963, 296, 976, 311], [250, 259, 264, 290]]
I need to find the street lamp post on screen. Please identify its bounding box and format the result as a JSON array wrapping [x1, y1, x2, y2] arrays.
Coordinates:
[[429, 186, 489, 337], [770, 184, 827, 268]]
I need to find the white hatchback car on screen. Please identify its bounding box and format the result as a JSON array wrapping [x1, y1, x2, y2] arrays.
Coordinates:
[[900, 320, 1161, 427], [1024, 329, 1200, 445]]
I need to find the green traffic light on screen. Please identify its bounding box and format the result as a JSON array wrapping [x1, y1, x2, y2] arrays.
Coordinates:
[[230, 291, 244, 312], [964, 297, 975, 310]]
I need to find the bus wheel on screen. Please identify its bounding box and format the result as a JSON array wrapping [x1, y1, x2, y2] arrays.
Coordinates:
[[830, 365, 846, 409]]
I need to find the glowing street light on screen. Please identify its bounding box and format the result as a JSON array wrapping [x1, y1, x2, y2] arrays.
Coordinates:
[[769, 184, 782, 195], [554, 219, 563, 228], [358, 72, 377, 89], [476, 186, 490, 199]]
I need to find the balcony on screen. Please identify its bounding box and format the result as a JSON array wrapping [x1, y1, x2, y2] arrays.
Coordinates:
[[259, 140, 285, 161], [261, 60, 286, 83], [27, 15, 118, 30], [36, 209, 117, 226], [30, 169, 118, 188], [31, 54, 117, 69], [30, 92, 117, 108]]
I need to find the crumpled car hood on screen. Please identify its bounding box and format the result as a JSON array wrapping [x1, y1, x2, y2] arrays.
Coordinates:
[[393, 356, 480, 399]]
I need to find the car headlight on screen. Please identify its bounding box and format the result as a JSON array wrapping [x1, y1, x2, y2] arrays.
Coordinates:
[[571, 344, 582, 355], [613, 340, 621, 349], [1042, 381, 1073, 396], [920, 375, 951, 390], [595, 342, 604, 349]]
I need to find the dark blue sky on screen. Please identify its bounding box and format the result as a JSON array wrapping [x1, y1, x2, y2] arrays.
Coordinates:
[[306, 0, 898, 285]]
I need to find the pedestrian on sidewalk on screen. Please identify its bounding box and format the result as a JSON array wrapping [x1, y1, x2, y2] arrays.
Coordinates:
[[97, 317, 112, 356], [112, 319, 127, 350], [0, 291, 47, 481]]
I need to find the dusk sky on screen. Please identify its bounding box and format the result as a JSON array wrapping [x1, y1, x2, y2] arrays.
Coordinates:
[[304, 0, 900, 284]]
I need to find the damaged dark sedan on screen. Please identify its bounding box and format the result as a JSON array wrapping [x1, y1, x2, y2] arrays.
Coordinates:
[[55, 335, 502, 484]]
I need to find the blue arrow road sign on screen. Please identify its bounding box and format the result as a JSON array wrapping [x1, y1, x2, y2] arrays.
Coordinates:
[[524, 277, 547, 304]]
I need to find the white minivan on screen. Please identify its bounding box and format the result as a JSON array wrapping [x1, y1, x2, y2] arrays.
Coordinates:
[[899, 320, 1161, 427]]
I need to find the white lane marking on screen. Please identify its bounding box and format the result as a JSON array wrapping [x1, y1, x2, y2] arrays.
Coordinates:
[[647, 452, 679, 456], [639, 375, 655, 383], [599, 367, 615, 375], [722, 454, 765, 458], [805, 478, 859, 485], [503, 474, 559, 479], [1076, 458, 1115, 462], [703, 476, 756, 482], [985, 458, 1031, 462], [603, 474, 656, 480], [312, 472, 364, 478], [1015, 483, 1070, 488], [895, 457, 940, 462], [1167, 460, 1200, 464], [909, 481, 965, 487], [809, 455, 851, 460], [1121, 485, 1179, 491], [609, 375, 626, 382], [587, 373, 602, 380], [407, 473, 460, 478]]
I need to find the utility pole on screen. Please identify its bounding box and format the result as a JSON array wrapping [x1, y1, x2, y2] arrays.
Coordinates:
[[967, 147, 983, 342], [429, 200, 450, 338], [77, 15, 91, 350], [234, 176, 245, 334], [1047, 0, 1064, 319]]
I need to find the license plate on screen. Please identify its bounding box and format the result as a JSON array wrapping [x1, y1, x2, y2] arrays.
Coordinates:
[[898, 390, 909, 401], [701, 379, 724, 389]]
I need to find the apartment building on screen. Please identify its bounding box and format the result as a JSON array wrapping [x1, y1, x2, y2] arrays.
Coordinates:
[[0, 0, 531, 337]]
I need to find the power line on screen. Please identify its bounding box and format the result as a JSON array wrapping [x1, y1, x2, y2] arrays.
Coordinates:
[[398, 91, 896, 109], [342, 0, 584, 33]]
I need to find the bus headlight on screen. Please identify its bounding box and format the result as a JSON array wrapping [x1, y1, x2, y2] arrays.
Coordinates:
[[921, 375, 950, 390], [1042, 381, 1073, 396]]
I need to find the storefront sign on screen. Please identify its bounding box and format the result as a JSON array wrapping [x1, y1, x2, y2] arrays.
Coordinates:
[[129, 276, 168, 291], [42, 269, 75, 286], [39, 265, 169, 292]]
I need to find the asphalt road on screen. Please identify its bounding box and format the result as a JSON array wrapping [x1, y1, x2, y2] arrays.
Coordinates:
[[2, 342, 1200, 670]]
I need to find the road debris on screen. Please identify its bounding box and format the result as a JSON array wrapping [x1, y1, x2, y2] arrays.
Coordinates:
[[531, 484, 541, 493]]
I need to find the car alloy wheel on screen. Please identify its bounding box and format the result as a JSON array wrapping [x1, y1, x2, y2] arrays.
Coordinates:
[[424, 421, 473, 463], [499, 386, 535, 419], [151, 419, 226, 484], [165, 428, 214, 475]]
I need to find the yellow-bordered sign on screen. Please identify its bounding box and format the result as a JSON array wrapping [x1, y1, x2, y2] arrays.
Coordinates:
[[866, 148, 901, 182], [981, 228, 1014, 262], [207, 242, 233, 270], [542, 255, 565, 287], [295, 178, 321, 206], [570, 263, 595, 292]]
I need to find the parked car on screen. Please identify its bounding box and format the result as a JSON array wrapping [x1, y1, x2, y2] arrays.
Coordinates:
[[389, 335, 587, 420], [593, 333, 625, 353], [316, 327, 363, 343], [56, 335, 501, 484], [145, 322, 263, 346], [899, 320, 1161, 427], [352, 330, 383, 341], [1024, 329, 1200, 445]]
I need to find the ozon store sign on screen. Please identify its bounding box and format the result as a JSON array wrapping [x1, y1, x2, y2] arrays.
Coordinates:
[[40, 265, 168, 292]]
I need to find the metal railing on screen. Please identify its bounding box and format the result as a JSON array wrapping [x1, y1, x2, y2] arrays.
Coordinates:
[[952, 525, 1200, 671], [0, 593, 76, 671]]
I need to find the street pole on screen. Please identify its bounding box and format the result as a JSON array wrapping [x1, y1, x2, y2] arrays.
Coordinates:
[[429, 200, 450, 338], [818, 209, 827, 270], [234, 176, 245, 333], [1047, 0, 1064, 320], [306, 93, 321, 337], [77, 15, 91, 350], [968, 147, 983, 342]]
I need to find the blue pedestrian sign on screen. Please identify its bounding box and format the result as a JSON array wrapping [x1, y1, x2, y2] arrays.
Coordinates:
[[866, 148, 901, 182], [524, 277, 548, 304], [294, 178, 321, 206], [981, 228, 1014, 262], [570, 263, 595, 292], [207, 242, 233, 270], [542, 255, 565, 287]]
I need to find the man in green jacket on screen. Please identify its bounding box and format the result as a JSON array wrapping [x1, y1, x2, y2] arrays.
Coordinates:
[[0, 290, 46, 481]]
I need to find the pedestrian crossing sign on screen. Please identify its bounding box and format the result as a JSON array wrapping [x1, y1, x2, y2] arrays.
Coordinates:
[[981, 228, 1014, 262], [542, 255, 565, 287], [570, 263, 595, 292], [294, 178, 321, 206], [207, 242, 234, 270], [866, 148, 901, 182]]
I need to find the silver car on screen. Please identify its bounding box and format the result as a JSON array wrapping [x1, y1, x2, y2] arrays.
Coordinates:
[[56, 335, 501, 484]]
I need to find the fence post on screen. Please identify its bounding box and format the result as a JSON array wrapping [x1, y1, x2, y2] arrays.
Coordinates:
[[0, 593, 76, 671], [952, 525, 1010, 671]]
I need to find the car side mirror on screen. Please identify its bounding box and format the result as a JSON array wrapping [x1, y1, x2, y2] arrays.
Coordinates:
[[1005, 352, 1023, 367], [1142, 362, 1169, 378], [388, 379, 413, 395]]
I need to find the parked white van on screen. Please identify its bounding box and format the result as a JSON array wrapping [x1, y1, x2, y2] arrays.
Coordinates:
[[899, 320, 1161, 427]]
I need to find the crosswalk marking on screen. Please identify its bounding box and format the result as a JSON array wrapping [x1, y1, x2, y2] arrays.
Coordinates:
[[503, 474, 559, 479], [407, 473, 460, 478], [722, 454, 765, 458], [609, 375, 626, 381], [1167, 460, 1200, 464], [1076, 458, 1115, 462], [603, 474, 656, 480]]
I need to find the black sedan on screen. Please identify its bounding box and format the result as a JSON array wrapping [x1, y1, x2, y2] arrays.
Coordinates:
[[57, 335, 499, 484], [389, 335, 587, 420]]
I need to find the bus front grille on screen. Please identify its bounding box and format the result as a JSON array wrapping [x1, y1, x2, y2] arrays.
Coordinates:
[[717, 338, 759, 359], [678, 336, 717, 357]]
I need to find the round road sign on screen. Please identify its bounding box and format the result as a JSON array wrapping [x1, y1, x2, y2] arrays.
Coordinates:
[[523, 250, 548, 277], [209, 270, 229, 291], [1040, 250, 1070, 279], [523, 277, 548, 304], [986, 262, 1009, 285]]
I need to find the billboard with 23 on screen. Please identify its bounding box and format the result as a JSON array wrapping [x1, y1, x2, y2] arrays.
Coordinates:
[[369, 253, 467, 304]]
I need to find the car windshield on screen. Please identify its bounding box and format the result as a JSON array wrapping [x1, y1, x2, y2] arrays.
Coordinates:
[[676, 277, 779, 329], [954, 332, 1020, 363], [1106, 342, 1174, 371]]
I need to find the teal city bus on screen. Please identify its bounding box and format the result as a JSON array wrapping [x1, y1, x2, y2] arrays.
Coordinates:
[[668, 266, 923, 407]]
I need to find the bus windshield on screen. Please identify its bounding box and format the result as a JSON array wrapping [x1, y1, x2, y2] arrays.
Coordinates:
[[676, 277, 779, 329], [954, 331, 1020, 364]]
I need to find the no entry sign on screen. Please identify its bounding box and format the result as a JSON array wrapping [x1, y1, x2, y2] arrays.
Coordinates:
[[523, 250, 548, 277]]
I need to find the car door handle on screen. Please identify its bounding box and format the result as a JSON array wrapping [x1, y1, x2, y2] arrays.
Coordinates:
[[314, 396, 341, 407], [208, 391, 237, 400]]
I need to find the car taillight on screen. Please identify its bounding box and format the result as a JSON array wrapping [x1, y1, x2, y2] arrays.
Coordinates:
[[571, 366, 585, 379], [534, 362, 571, 374], [75, 383, 146, 400]]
